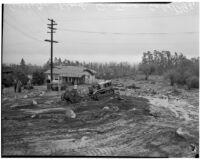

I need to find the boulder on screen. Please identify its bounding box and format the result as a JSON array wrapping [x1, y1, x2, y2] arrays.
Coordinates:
[[112, 106, 119, 112], [65, 108, 76, 119], [103, 106, 109, 110], [32, 100, 37, 105], [176, 127, 196, 140], [39, 91, 45, 96], [23, 95, 28, 98]]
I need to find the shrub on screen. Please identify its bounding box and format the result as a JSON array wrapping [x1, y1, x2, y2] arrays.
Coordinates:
[[32, 71, 45, 85], [2, 74, 14, 87], [164, 69, 180, 86], [14, 71, 29, 85], [139, 63, 156, 80], [186, 76, 199, 89], [126, 83, 140, 89], [127, 83, 136, 89]]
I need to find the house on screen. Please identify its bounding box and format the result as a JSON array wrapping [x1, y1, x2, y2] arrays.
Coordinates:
[[44, 65, 96, 85]]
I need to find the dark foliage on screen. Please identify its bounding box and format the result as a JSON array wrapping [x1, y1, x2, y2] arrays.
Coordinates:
[[141, 50, 199, 88], [186, 76, 199, 89], [138, 63, 156, 80], [32, 71, 45, 85], [15, 71, 29, 85], [2, 73, 14, 87]]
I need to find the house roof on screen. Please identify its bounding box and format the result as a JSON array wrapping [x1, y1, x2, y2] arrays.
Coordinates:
[[44, 65, 96, 77]]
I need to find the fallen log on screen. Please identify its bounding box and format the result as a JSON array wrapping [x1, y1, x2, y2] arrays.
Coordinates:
[[10, 101, 34, 109], [23, 107, 76, 119], [24, 107, 67, 114]]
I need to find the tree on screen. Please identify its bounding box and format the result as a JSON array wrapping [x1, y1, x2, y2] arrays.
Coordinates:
[[32, 71, 45, 85], [20, 58, 26, 67], [58, 58, 62, 65], [164, 69, 179, 86], [139, 63, 156, 80], [20, 58, 27, 73], [186, 76, 199, 89], [43, 59, 50, 71], [14, 71, 29, 85]]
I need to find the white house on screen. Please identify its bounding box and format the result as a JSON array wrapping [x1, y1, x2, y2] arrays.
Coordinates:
[[44, 65, 96, 84]]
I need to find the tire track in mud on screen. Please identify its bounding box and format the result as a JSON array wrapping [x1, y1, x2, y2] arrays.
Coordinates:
[[80, 147, 117, 156], [2, 86, 198, 157], [70, 121, 159, 156]]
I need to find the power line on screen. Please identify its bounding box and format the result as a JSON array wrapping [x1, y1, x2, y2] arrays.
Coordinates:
[[31, 7, 47, 24], [59, 28, 198, 36], [4, 20, 43, 42], [59, 14, 198, 22], [6, 11, 43, 35]]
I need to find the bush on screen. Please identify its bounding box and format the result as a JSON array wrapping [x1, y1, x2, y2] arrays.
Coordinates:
[[32, 71, 45, 85], [139, 63, 156, 80], [164, 69, 180, 86], [186, 76, 199, 89], [126, 83, 140, 89], [2, 74, 14, 87], [14, 71, 29, 85]]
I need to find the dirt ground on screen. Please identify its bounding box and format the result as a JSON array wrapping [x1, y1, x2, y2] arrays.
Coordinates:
[[1, 75, 199, 157]]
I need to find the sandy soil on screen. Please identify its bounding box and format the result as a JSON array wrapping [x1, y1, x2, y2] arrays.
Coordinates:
[[1, 76, 199, 157]]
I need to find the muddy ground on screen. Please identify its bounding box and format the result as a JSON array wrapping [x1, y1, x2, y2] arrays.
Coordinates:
[[1, 75, 199, 157]]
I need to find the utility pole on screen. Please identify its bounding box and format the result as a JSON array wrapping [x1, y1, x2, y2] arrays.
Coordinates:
[[2, 4, 4, 57], [45, 19, 58, 82]]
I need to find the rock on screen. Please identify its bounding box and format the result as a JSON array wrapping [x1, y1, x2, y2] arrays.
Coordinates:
[[150, 112, 159, 118], [159, 95, 167, 99], [117, 96, 124, 100], [23, 95, 28, 98], [103, 106, 109, 110], [175, 97, 180, 101], [131, 108, 136, 111], [81, 101, 87, 107], [190, 144, 198, 152], [27, 122, 33, 126], [57, 118, 64, 123], [176, 127, 195, 140], [39, 91, 45, 96], [151, 90, 157, 95], [81, 136, 88, 141], [32, 100, 37, 105], [111, 106, 119, 112], [113, 106, 119, 112], [3, 98, 8, 101], [65, 108, 76, 119], [31, 114, 36, 119]]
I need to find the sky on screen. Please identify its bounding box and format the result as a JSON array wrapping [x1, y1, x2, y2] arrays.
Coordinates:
[[3, 2, 199, 65]]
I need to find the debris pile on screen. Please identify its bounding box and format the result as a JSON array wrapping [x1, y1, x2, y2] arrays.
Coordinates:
[[61, 89, 83, 103]]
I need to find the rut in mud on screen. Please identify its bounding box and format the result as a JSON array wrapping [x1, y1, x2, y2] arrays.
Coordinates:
[[1, 84, 199, 157]]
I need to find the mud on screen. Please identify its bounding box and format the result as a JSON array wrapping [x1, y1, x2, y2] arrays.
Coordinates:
[[1, 77, 199, 157]]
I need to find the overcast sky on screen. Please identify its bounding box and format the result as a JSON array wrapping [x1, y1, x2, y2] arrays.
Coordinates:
[[3, 2, 199, 65]]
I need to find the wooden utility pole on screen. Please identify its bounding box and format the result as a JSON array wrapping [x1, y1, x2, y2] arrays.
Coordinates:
[[45, 19, 58, 82], [2, 4, 4, 57]]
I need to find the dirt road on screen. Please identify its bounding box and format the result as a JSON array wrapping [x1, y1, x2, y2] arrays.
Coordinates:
[[1, 79, 199, 157]]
